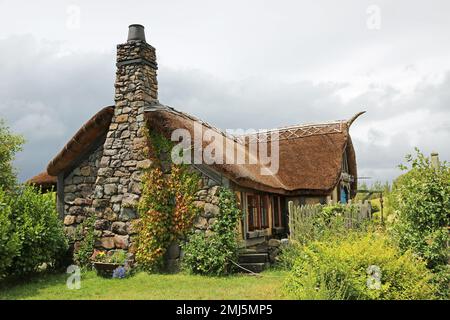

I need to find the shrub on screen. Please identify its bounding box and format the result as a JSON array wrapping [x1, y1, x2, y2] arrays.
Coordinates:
[[430, 265, 450, 299], [0, 189, 21, 278], [277, 241, 303, 270], [390, 149, 449, 269], [182, 188, 242, 276], [284, 233, 438, 300], [4, 185, 68, 276]]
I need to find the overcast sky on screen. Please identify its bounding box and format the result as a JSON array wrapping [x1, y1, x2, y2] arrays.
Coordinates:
[[0, 0, 449, 185]]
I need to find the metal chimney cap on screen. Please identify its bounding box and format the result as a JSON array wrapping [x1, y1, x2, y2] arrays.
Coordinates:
[[127, 24, 146, 42]]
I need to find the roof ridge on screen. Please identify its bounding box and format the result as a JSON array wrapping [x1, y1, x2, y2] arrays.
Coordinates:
[[240, 120, 346, 137], [145, 102, 354, 143], [147, 102, 242, 143]]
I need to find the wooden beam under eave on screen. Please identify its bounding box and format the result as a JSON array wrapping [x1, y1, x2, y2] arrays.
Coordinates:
[[57, 173, 65, 220]]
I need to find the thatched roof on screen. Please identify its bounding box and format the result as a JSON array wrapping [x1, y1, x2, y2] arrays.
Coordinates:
[[145, 105, 361, 196], [47, 106, 114, 176], [31, 103, 362, 196], [26, 171, 57, 192]]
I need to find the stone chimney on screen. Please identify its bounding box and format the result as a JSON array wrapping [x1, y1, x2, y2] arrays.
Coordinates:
[[115, 24, 158, 104], [92, 25, 156, 252]]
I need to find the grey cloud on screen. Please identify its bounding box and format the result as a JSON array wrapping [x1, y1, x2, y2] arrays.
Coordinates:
[[0, 32, 449, 185], [158, 66, 450, 183], [0, 35, 114, 181]]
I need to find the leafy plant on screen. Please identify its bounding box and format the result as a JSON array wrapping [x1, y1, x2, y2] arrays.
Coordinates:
[[135, 130, 201, 271], [182, 188, 242, 276], [0, 188, 21, 278], [1, 185, 68, 277], [289, 203, 370, 246], [95, 250, 127, 264], [0, 119, 24, 190], [284, 232, 438, 300], [73, 215, 97, 268], [390, 149, 449, 269]]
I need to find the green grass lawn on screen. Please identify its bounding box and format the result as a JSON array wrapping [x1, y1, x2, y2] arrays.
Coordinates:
[[0, 270, 288, 300]]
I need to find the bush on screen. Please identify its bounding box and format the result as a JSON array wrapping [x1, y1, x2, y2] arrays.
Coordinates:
[[182, 188, 242, 276], [284, 233, 437, 300], [430, 265, 450, 299], [390, 149, 449, 269], [0, 185, 68, 277], [0, 189, 21, 278], [277, 241, 303, 270]]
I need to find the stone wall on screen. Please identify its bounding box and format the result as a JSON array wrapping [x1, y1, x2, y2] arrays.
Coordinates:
[[63, 144, 103, 244]]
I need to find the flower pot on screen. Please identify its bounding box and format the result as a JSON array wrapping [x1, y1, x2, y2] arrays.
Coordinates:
[[93, 262, 122, 278]]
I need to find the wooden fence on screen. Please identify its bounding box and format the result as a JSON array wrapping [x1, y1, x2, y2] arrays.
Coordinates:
[[288, 201, 372, 240]]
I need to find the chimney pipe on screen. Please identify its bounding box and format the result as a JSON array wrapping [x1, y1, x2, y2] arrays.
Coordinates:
[[127, 24, 146, 42], [431, 152, 440, 170]]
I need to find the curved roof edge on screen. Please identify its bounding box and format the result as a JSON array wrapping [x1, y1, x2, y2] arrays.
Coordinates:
[[47, 106, 114, 176]]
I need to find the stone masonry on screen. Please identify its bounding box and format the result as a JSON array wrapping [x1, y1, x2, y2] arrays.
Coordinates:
[[89, 33, 158, 253], [164, 176, 223, 270], [63, 145, 103, 242]]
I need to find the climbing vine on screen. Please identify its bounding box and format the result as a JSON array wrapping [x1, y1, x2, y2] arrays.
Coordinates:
[[73, 214, 97, 269], [134, 130, 201, 271]]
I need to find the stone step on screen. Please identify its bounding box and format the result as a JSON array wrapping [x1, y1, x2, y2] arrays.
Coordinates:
[[238, 262, 270, 273], [238, 253, 269, 264], [239, 247, 269, 254]]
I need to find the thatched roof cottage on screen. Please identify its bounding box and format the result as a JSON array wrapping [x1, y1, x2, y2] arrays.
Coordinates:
[[29, 25, 363, 254]]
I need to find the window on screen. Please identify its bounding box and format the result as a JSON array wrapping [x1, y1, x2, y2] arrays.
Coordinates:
[[247, 195, 257, 231], [247, 194, 270, 231], [273, 196, 282, 228], [260, 196, 269, 229]]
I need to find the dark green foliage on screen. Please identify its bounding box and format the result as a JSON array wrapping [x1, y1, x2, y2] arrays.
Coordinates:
[[0, 189, 21, 277], [390, 149, 449, 269], [182, 188, 242, 275], [0, 186, 68, 278]]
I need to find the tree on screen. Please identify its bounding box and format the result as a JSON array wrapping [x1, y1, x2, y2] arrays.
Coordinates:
[[0, 119, 25, 190]]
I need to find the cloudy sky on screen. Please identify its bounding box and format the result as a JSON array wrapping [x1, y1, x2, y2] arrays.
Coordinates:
[[0, 0, 449, 185]]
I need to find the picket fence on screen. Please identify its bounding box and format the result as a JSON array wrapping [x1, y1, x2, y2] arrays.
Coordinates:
[[288, 201, 372, 240]]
